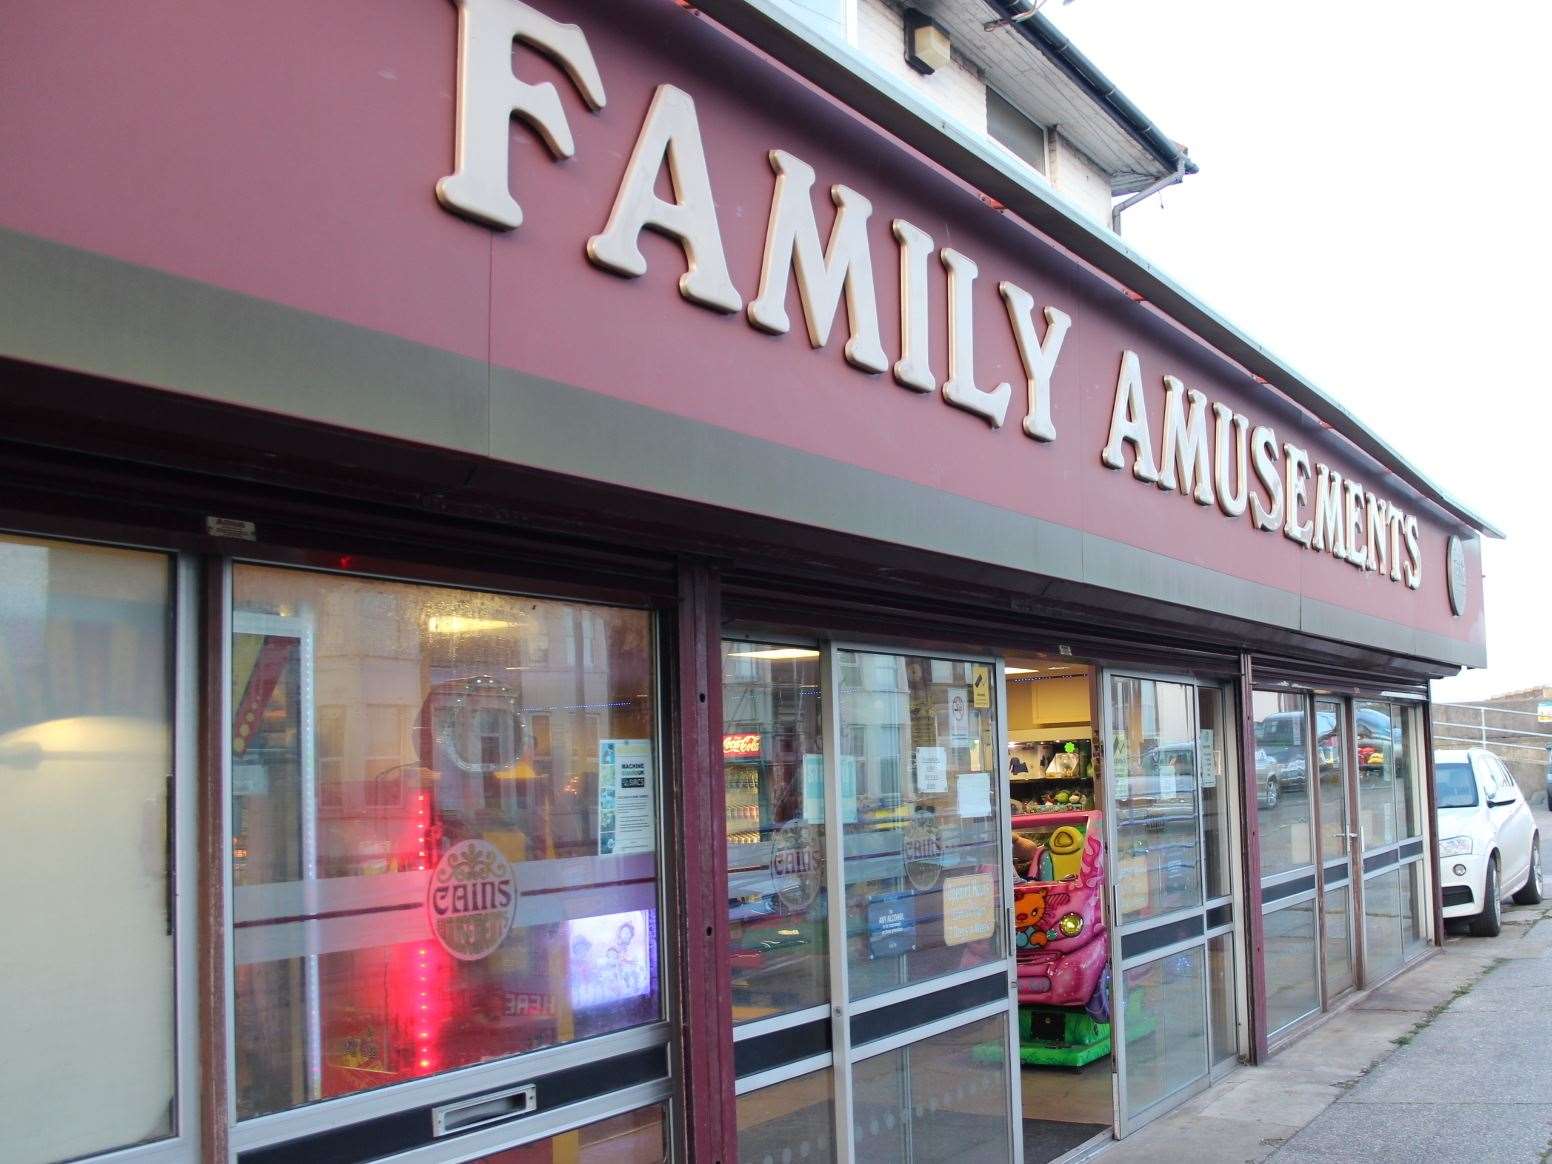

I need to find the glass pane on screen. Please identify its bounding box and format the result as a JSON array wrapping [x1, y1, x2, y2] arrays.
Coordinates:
[[1120, 947, 1208, 1118], [723, 643, 828, 1023], [1402, 861, 1429, 955], [1355, 700, 1398, 849], [852, 1015, 1011, 1164], [1110, 677, 1202, 924], [1198, 687, 1232, 901], [1252, 691, 1313, 878], [474, 1104, 668, 1161], [1263, 900, 1319, 1035], [1393, 706, 1420, 840], [1314, 699, 1348, 864], [231, 567, 660, 1118], [1206, 932, 1237, 1067], [0, 537, 175, 1164], [839, 652, 1004, 999], [1363, 868, 1403, 982], [1323, 885, 1354, 997], [737, 1069, 836, 1164]]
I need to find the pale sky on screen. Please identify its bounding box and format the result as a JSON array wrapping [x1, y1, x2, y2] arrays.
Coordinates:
[[1039, 0, 1552, 702]]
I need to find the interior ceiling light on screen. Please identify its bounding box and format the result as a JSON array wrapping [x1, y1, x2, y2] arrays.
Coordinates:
[[727, 647, 822, 660], [1005, 666, 1038, 674], [426, 616, 516, 634]]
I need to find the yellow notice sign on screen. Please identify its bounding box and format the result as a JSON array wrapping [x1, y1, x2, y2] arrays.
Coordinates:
[[942, 872, 996, 946], [972, 665, 991, 709]]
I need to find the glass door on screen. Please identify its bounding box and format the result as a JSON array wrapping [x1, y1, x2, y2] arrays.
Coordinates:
[[1315, 698, 1356, 1000], [725, 642, 1020, 1164], [1102, 673, 1240, 1136], [1354, 699, 1430, 983]]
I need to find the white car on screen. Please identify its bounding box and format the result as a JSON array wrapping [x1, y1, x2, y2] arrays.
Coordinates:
[[1436, 748, 1541, 936]]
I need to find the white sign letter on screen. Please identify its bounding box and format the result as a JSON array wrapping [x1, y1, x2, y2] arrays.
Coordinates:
[[892, 220, 936, 392], [1310, 464, 1346, 558], [1157, 376, 1215, 506], [998, 283, 1070, 443], [1283, 443, 1313, 546], [1249, 425, 1283, 531], [747, 150, 888, 372], [1100, 350, 1159, 482], [1212, 403, 1249, 518], [437, 0, 606, 230], [1403, 514, 1422, 589], [587, 85, 743, 313], [939, 249, 1012, 426], [1343, 478, 1369, 570]]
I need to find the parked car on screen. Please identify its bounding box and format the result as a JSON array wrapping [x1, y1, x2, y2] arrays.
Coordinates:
[[1436, 748, 1541, 937]]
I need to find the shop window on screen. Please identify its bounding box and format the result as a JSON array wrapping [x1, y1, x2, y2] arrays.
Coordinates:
[[1252, 691, 1315, 878], [472, 1103, 668, 1161], [0, 536, 178, 1164], [1355, 699, 1402, 847], [721, 641, 828, 1021], [230, 567, 660, 1119], [737, 1069, 836, 1163], [1110, 676, 1203, 923], [850, 1015, 1012, 1162], [1314, 699, 1347, 861], [839, 651, 1004, 999]]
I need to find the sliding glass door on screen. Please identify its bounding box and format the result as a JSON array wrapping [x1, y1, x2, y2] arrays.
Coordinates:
[[726, 642, 1019, 1164], [1103, 672, 1240, 1136]]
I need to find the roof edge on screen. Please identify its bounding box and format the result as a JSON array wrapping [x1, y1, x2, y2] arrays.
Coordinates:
[[686, 0, 1503, 538], [983, 1, 1199, 179]]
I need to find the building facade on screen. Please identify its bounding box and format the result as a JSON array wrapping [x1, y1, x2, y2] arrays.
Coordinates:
[[0, 2, 1493, 1163]]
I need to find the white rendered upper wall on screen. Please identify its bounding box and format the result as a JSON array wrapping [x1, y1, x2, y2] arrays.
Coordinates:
[[763, 0, 1122, 230]]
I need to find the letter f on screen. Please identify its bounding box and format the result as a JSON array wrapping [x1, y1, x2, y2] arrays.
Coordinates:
[[436, 0, 606, 230]]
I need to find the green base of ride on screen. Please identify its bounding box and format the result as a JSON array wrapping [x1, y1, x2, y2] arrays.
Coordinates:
[[1017, 1005, 1112, 1067]]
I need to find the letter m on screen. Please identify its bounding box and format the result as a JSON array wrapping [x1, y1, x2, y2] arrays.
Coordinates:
[[436, 0, 606, 230]]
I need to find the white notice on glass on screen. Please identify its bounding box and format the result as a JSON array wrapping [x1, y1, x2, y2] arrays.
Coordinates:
[[916, 746, 948, 793], [801, 753, 825, 821], [957, 771, 992, 819], [598, 739, 655, 855], [948, 690, 972, 746]]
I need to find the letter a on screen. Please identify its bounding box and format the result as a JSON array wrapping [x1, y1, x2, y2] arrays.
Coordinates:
[[436, 0, 606, 230], [587, 85, 743, 313]]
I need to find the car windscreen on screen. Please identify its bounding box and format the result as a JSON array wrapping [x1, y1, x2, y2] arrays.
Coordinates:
[[1434, 762, 1478, 808]]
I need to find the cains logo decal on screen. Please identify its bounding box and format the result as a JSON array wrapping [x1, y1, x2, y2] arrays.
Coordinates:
[[771, 820, 823, 911], [426, 839, 518, 961], [904, 816, 944, 892]]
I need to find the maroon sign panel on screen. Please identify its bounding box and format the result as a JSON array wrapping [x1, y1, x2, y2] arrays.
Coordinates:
[[0, 0, 1484, 660]]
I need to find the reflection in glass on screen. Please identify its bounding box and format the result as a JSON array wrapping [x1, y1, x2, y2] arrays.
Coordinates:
[[1403, 861, 1429, 954], [838, 652, 1003, 1000], [1314, 699, 1348, 864], [1252, 691, 1313, 878], [852, 1016, 1011, 1163], [1393, 706, 1420, 840], [474, 1104, 668, 1161], [1364, 869, 1404, 982], [737, 1069, 835, 1164], [231, 567, 660, 1118], [1206, 932, 1237, 1067], [1199, 687, 1232, 901], [1263, 900, 1319, 1035], [0, 537, 176, 1164], [1110, 677, 1202, 924], [1323, 885, 1354, 997], [722, 643, 828, 1022], [1356, 700, 1399, 849], [1121, 948, 1208, 1118]]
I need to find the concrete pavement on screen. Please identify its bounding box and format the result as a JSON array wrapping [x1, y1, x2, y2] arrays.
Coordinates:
[[1098, 820, 1552, 1164]]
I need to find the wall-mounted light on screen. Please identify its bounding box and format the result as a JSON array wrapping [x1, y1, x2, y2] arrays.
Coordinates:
[[904, 9, 951, 75]]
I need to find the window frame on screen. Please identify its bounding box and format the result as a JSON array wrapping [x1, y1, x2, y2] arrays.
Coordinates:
[[218, 553, 679, 1159]]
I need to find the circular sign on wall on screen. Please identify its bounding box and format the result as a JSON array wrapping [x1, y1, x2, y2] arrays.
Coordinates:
[[1446, 535, 1467, 617], [772, 820, 824, 911], [426, 839, 517, 961], [904, 816, 945, 892]]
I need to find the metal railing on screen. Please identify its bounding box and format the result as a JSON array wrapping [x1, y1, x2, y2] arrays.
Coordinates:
[[1433, 702, 1552, 757]]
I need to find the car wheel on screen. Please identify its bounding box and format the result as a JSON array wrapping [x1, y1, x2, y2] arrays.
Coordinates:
[[1471, 856, 1502, 938], [1263, 776, 1279, 811], [1514, 837, 1544, 905]]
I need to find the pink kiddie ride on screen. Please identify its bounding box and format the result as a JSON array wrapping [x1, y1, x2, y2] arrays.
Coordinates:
[[1012, 810, 1111, 1066]]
